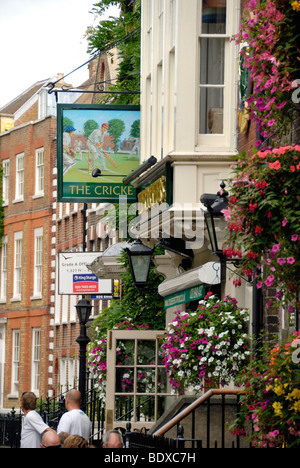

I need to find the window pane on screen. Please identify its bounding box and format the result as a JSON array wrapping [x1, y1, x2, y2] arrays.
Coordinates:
[[136, 368, 156, 393], [115, 395, 134, 421], [200, 38, 225, 85], [157, 367, 168, 394], [136, 396, 155, 422], [137, 340, 156, 365], [116, 368, 134, 393], [200, 88, 224, 134], [202, 0, 227, 34], [116, 340, 135, 366]]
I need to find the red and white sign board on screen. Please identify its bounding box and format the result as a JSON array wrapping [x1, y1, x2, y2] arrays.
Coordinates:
[[58, 252, 112, 295]]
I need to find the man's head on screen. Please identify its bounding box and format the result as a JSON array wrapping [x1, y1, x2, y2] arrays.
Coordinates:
[[103, 430, 123, 448], [21, 392, 37, 413], [41, 430, 61, 449], [101, 123, 109, 133], [65, 389, 82, 411]]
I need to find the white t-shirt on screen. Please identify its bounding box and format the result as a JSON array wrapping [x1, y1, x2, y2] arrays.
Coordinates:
[[21, 410, 49, 448], [57, 409, 91, 441]]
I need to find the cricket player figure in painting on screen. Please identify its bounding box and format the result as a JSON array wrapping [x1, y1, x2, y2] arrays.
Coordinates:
[[63, 126, 77, 175], [87, 123, 117, 173]]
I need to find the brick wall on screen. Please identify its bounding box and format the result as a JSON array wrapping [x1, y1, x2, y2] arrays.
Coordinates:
[[0, 116, 56, 408]]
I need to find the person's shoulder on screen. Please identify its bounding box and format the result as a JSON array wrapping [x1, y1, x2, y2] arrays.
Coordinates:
[[26, 410, 42, 420]]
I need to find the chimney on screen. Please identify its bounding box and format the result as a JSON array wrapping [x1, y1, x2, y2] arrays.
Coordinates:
[[55, 73, 72, 89]]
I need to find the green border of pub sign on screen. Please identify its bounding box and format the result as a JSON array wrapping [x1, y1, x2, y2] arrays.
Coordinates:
[[57, 104, 140, 203]]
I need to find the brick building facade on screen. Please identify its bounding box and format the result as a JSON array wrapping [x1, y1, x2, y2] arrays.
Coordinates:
[[0, 114, 56, 408], [0, 54, 118, 409]]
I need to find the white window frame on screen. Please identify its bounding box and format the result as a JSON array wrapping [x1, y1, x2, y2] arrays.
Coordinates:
[[11, 329, 20, 397], [0, 325, 5, 407], [34, 148, 44, 197], [14, 153, 24, 202], [197, 0, 239, 152], [68, 358, 75, 389], [31, 328, 41, 395], [13, 231, 22, 300], [0, 236, 8, 301], [2, 159, 9, 206], [60, 358, 67, 393], [33, 228, 43, 298]]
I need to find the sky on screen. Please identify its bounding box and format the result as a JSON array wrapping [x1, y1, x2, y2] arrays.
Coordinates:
[[0, 0, 120, 109]]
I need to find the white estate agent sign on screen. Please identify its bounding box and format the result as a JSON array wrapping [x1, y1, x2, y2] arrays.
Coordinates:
[[58, 252, 112, 295]]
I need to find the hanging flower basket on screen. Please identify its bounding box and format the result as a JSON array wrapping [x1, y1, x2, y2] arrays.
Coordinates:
[[223, 145, 300, 313], [162, 295, 250, 394], [234, 0, 300, 143]]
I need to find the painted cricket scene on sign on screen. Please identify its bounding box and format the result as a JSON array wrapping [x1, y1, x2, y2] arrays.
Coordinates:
[[57, 104, 140, 203]]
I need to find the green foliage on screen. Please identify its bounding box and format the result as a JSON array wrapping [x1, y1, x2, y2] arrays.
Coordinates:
[[117, 249, 165, 328], [88, 0, 141, 105], [130, 119, 140, 138], [83, 120, 99, 138], [107, 118, 126, 149], [89, 247, 165, 342], [62, 117, 75, 132]]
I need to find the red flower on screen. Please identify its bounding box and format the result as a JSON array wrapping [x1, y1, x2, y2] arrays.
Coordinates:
[[255, 226, 264, 235], [249, 202, 258, 212], [269, 160, 281, 170]]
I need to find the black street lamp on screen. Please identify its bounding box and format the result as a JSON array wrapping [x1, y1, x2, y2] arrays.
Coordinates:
[[125, 240, 154, 288], [200, 181, 229, 260], [75, 298, 93, 408]]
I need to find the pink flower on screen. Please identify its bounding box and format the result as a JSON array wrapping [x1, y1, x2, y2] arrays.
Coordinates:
[[265, 275, 275, 287], [282, 217, 288, 227], [272, 244, 280, 253], [222, 207, 232, 221], [287, 257, 295, 265], [291, 234, 299, 242], [277, 258, 286, 266]]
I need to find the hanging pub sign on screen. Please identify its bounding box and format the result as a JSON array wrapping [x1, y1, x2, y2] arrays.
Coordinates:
[[57, 104, 140, 203]]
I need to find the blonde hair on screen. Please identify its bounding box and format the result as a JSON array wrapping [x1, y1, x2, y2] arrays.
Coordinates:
[[63, 435, 88, 449]]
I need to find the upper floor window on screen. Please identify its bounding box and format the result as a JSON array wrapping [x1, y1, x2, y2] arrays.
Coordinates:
[[15, 153, 24, 202], [2, 160, 9, 205], [35, 148, 44, 197], [33, 228, 43, 297], [13, 231, 22, 299], [0, 236, 7, 301], [38, 89, 47, 120], [198, 0, 239, 150]]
